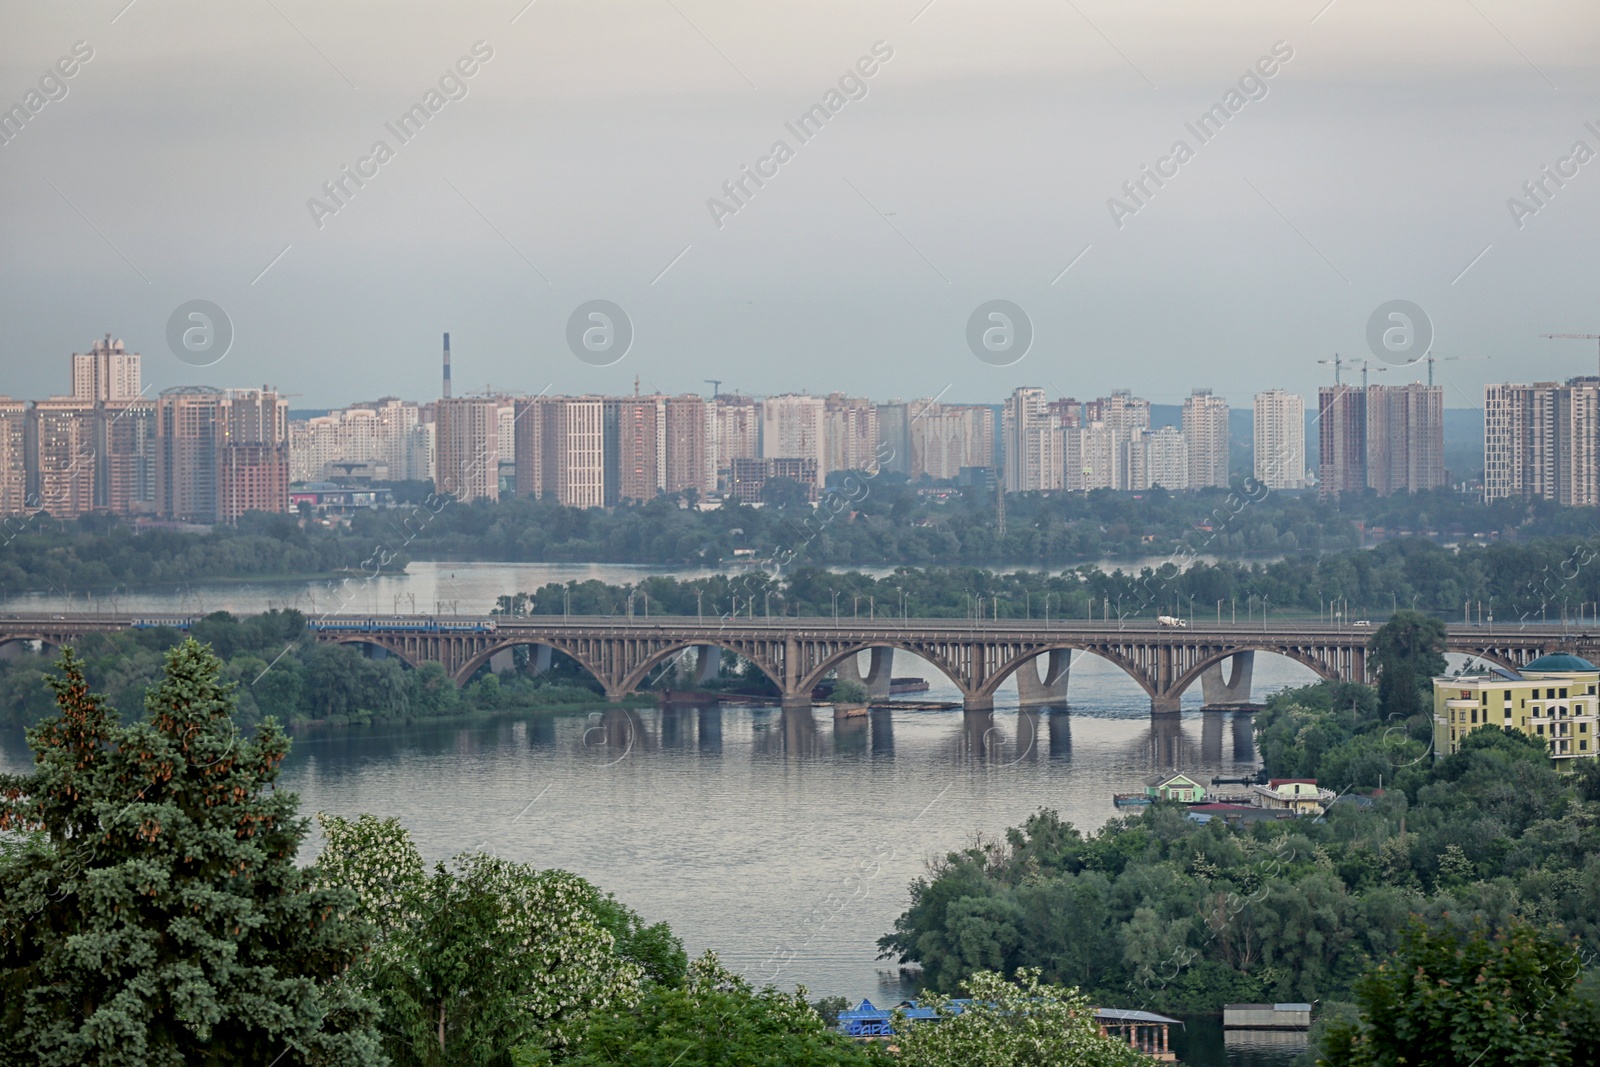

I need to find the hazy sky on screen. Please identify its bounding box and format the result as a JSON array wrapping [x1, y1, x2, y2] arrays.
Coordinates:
[[2, 0, 1598, 409]]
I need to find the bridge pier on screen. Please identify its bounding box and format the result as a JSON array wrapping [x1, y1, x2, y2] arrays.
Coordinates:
[[1200, 651, 1255, 708], [963, 692, 995, 712], [693, 645, 721, 686], [1151, 692, 1182, 715], [836, 646, 895, 699], [1016, 649, 1071, 706], [781, 692, 816, 711]]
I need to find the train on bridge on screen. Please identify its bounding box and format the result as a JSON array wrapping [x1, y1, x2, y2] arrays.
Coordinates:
[[307, 616, 498, 635]]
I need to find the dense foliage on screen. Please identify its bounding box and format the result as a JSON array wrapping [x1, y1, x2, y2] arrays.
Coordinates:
[[549, 951, 885, 1067], [878, 715, 1600, 1016], [316, 813, 676, 1065], [0, 511, 386, 595], [0, 644, 383, 1066], [349, 484, 1593, 569], [890, 969, 1146, 1067], [492, 534, 1600, 625], [1316, 917, 1600, 1067], [0, 611, 624, 729]]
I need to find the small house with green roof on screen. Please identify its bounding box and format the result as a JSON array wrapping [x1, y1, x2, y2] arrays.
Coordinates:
[[1144, 772, 1206, 803]]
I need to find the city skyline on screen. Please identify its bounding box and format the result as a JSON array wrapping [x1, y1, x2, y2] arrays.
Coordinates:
[[5, 2, 1598, 409]]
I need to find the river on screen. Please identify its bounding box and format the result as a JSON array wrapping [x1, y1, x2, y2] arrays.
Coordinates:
[[0, 560, 1313, 1065], [0, 556, 1258, 618]]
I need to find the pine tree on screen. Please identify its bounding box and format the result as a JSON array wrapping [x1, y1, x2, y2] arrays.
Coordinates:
[[0, 641, 384, 1067]]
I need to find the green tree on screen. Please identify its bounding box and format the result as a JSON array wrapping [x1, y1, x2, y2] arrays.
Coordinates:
[[1317, 917, 1594, 1067], [0, 644, 382, 1067], [550, 951, 885, 1067], [829, 679, 869, 705], [316, 813, 653, 1065], [1368, 610, 1447, 723], [893, 969, 1146, 1067]]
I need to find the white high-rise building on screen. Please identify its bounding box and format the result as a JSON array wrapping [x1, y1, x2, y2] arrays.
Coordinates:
[[1003, 387, 1061, 492], [1182, 389, 1230, 488], [1485, 378, 1600, 506], [823, 394, 878, 474], [1253, 389, 1306, 490], [1129, 426, 1189, 490], [71, 335, 141, 402], [1064, 422, 1115, 491]]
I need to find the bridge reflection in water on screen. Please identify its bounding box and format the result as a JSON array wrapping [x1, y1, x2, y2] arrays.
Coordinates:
[[565, 702, 1257, 772]]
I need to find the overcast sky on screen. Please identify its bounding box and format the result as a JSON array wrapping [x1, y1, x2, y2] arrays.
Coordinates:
[[2, 0, 1598, 409]]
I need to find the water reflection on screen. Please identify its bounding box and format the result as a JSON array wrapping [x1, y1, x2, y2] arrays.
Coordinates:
[[1043, 710, 1068, 758], [697, 706, 722, 754], [869, 708, 895, 759], [1202, 711, 1223, 763]]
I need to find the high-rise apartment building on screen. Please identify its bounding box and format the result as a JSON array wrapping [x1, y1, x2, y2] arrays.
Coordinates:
[[1253, 389, 1306, 490], [875, 401, 910, 475], [662, 394, 714, 496], [1317, 385, 1367, 497], [156, 387, 289, 523], [1366, 383, 1445, 495], [908, 401, 995, 481], [513, 396, 605, 508], [28, 399, 97, 517], [603, 397, 661, 505], [823, 394, 878, 474], [217, 389, 290, 523], [1003, 387, 1062, 492], [0, 398, 25, 515], [1064, 422, 1115, 491], [71, 335, 142, 402], [1485, 378, 1600, 506], [434, 397, 500, 503], [1317, 383, 1443, 497], [759, 394, 826, 487], [157, 388, 221, 522], [97, 400, 158, 515], [1182, 389, 1230, 488], [714, 395, 761, 486], [1128, 426, 1189, 490]]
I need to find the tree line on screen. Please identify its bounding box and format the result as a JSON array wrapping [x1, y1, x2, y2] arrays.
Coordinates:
[[500, 536, 1600, 624]]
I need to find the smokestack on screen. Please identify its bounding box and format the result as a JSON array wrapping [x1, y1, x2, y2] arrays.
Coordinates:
[[442, 332, 452, 399]]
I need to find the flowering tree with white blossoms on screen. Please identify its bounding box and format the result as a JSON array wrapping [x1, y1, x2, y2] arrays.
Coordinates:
[[316, 813, 646, 1065], [894, 969, 1148, 1067]]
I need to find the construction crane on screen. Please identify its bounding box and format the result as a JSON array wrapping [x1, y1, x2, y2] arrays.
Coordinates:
[[1357, 359, 1386, 389], [1421, 353, 1491, 387], [1316, 353, 1345, 385], [1540, 333, 1600, 376], [704, 379, 722, 398]]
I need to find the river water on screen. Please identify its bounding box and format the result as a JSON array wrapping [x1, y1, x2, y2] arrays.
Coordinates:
[[0, 559, 1312, 1065], [0, 557, 1249, 618]]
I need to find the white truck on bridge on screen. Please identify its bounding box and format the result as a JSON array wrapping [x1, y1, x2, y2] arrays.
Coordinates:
[[1157, 615, 1188, 629]]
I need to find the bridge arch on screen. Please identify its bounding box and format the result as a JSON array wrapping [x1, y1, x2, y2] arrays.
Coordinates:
[[1164, 644, 1340, 705], [978, 643, 1160, 703], [323, 635, 424, 670], [615, 639, 785, 699], [0, 633, 61, 659], [795, 641, 975, 703], [453, 639, 611, 690]]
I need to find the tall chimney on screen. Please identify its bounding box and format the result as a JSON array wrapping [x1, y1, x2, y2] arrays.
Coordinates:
[[442, 332, 452, 399]]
